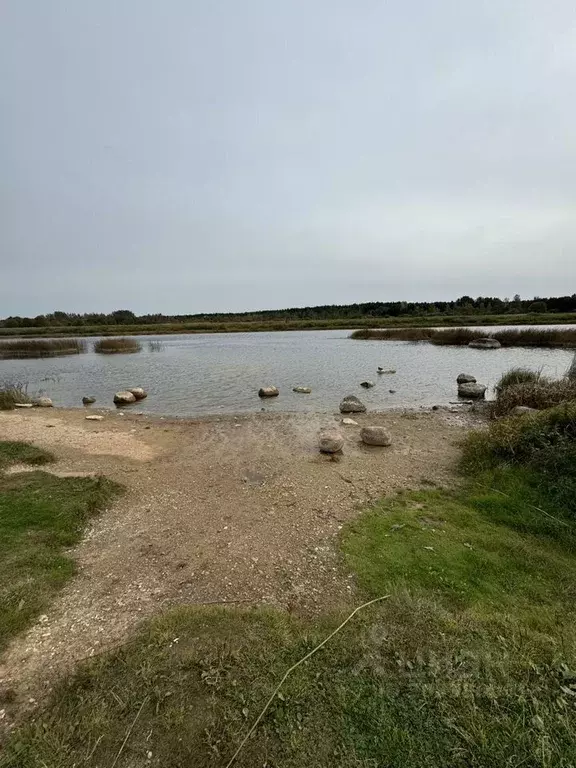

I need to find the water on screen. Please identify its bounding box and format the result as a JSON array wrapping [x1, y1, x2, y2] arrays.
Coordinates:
[[0, 330, 573, 417]]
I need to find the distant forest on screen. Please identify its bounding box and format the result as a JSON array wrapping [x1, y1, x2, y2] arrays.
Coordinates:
[[1, 294, 575, 328]]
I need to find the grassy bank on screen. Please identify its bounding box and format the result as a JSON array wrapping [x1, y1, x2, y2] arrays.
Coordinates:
[[4, 405, 576, 766], [0, 442, 120, 652], [0, 312, 574, 338], [352, 325, 576, 347], [0, 338, 86, 358]]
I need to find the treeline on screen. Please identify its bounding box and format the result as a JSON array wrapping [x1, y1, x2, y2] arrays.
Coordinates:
[[1, 294, 575, 328]]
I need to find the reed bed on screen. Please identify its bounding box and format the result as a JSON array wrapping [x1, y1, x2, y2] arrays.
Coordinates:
[[0, 338, 86, 359], [93, 337, 142, 354]]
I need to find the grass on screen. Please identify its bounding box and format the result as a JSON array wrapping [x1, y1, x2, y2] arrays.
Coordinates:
[[147, 339, 164, 352], [495, 367, 542, 391], [567, 353, 576, 379], [491, 379, 576, 416], [0, 442, 120, 652], [0, 382, 30, 410], [352, 326, 576, 347], [93, 337, 142, 354], [0, 313, 574, 338], [0, 338, 86, 358]]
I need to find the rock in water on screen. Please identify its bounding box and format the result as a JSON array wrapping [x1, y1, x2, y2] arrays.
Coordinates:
[[128, 387, 147, 400], [293, 386, 312, 394], [82, 396, 96, 405], [114, 391, 137, 405], [34, 397, 53, 407], [457, 383, 487, 399], [511, 406, 538, 416], [361, 426, 392, 446], [456, 373, 476, 384], [258, 386, 279, 398], [468, 338, 501, 349], [378, 368, 396, 374], [360, 381, 375, 389], [319, 428, 344, 454], [339, 395, 367, 413]]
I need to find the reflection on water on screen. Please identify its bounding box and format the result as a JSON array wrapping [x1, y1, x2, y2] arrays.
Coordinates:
[[0, 330, 573, 417]]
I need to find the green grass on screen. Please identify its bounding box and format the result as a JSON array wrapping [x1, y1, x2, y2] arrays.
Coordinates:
[[4, 413, 576, 767], [0, 441, 54, 470], [495, 367, 542, 391], [0, 443, 120, 652]]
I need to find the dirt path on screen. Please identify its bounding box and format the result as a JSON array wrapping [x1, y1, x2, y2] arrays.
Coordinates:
[[0, 405, 475, 718]]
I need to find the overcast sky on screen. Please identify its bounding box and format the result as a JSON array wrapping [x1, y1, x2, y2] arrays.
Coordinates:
[[1, 1, 575, 316]]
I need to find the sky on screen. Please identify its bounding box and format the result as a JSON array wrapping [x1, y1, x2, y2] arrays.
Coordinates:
[[1, 1, 575, 316]]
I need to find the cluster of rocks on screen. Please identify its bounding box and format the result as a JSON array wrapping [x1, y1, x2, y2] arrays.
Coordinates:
[[14, 397, 53, 408], [317, 392, 393, 453], [113, 387, 147, 405], [258, 386, 314, 397], [456, 373, 486, 399]]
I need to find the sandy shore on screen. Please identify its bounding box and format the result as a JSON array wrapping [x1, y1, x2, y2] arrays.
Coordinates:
[[0, 404, 479, 717]]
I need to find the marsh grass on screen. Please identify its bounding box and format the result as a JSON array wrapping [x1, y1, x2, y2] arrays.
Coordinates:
[[495, 367, 542, 392], [93, 337, 142, 354], [0, 381, 31, 410], [491, 379, 576, 416], [147, 339, 164, 352], [351, 326, 576, 347], [0, 338, 86, 359]]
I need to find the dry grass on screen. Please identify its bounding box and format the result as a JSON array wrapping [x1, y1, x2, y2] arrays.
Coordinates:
[[93, 337, 142, 354], [0, 339, 86, 359], [491, 378, 576, 417]]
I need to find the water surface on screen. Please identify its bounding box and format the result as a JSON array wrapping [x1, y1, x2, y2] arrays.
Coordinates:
[[0, 330, 573, 416]]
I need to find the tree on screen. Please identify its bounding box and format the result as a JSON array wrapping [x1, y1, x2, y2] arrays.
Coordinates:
[[528, 300, 547, 313]]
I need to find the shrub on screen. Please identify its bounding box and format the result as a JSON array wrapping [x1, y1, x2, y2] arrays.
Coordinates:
[[93, 337, 142, 354], [0, 339, 85, 359]]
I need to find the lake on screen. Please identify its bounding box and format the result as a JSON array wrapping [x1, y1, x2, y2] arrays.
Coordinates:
[[1, 330, 574, 416]]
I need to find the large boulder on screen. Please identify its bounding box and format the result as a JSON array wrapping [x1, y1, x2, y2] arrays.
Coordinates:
[[114, 391, 136, 405], [82, 396, 96, 405], [456, 373, 476, 384], [34, 397, 53, 407], [319, 428, 344, 454], [469, 338, 501, 349], [339, 395, 367, 413], [128, 387, 147, 400], [360, 426, 392, 446], [458, 382, 487, 399], [293, 386, 312, 394], [258, 386, 279, 398]]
